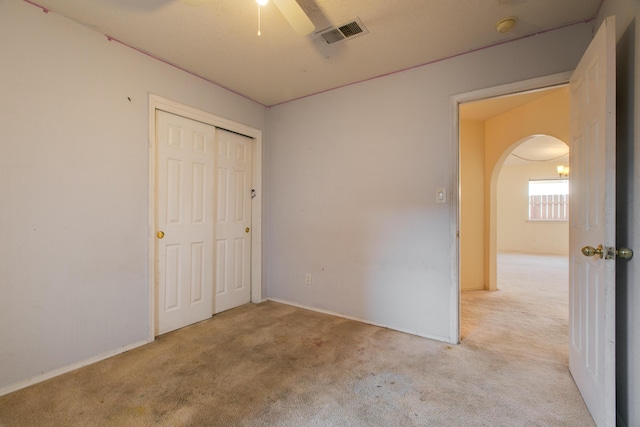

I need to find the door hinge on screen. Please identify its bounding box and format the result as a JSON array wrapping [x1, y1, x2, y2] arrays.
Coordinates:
[[251, 189, 256, 199]]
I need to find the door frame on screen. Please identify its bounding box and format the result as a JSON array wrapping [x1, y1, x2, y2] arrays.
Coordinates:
[[147, 94, 263, 341], [450, 71, 572, 343]]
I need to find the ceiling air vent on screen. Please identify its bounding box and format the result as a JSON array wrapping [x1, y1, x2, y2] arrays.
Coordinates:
[[317, 17, 369, 45]]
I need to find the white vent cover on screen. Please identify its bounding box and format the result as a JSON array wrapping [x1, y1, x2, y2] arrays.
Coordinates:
[[317, 17, 369, 44]]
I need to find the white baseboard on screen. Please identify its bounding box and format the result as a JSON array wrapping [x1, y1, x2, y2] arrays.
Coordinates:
[[0, 339, 151, 397], [267, 297, 450, 343]]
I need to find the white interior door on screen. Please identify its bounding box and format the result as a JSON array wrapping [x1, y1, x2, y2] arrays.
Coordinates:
[[569, 16, 616, 427], [155, 110, 215, 335], [215, 129, 253, 313]]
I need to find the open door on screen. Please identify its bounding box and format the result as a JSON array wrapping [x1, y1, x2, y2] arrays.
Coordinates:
[[568, 16, 617, 426]]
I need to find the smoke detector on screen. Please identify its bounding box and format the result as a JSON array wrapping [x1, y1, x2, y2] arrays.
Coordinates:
[[317, 17, 369, 44], [496, 16, 517, 33]]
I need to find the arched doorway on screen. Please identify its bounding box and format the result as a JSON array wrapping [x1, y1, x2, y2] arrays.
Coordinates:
[[458, 84, 570, 341], [493, 135, 569, 287]]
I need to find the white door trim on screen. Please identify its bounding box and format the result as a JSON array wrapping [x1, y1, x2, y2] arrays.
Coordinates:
[[147, 94, 263, 341], [449, 71, 572, 343]]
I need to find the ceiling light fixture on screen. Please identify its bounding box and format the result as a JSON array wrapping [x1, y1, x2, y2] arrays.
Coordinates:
[[496, 16, 517, 33]]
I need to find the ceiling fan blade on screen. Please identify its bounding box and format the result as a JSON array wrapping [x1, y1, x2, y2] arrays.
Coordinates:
[[271, 0, 315, 36], [178, 0, 210, 6]]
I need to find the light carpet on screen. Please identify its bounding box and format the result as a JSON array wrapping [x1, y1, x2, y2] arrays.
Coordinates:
[[0, 253, 593, 426]]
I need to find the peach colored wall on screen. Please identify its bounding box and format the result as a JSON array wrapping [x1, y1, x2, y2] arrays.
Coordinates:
[[497, 162, 569, 255], [484, 88, 570, 171], [460, 87, 569, 290], [460, 120, 486, 290], [484, 87, 570, 289]]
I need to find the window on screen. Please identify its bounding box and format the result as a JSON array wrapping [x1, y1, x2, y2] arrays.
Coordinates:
[[528, 179, 568, 221]]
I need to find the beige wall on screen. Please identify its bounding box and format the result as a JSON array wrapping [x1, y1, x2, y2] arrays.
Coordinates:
[[460, 120, 486, 290], [497, 163, 569, 255], [460, 87, 570, 290]]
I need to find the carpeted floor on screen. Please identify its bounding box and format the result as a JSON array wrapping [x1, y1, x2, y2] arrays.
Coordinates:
[[0, 253, 594, 426]]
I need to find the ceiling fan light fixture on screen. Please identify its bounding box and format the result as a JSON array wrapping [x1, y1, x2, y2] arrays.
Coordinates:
[[496, 16, 517, 33]]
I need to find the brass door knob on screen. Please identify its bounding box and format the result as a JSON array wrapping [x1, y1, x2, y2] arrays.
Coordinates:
[[581, 244, 603, 259], [617, 247, 634, 260], [245, 227, 250, 233], [582, 244, 634, 260], [157, 231, 165, 239]]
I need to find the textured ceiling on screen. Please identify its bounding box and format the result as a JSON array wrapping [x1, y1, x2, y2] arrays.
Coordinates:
[[27, 0, 601, 106]]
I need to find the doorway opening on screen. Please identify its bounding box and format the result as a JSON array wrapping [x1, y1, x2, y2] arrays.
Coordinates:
[[453, 20, 617, 424], [453, 74, 571, 344], [495, 135, 570, 268]]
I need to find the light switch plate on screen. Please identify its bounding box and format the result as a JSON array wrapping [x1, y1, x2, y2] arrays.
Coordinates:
[[436, 188, 447, 204]]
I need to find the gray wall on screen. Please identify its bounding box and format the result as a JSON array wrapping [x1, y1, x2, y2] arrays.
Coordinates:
[[266, 23, 591, 340], [0, 0, 266, 394]]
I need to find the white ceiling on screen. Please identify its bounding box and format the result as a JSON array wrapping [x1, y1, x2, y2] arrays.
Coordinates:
[[28, 0, 601, 106], [503, 134, 569, 166]]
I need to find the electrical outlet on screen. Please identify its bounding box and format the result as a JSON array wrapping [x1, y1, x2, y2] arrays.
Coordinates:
[[305, 273, 312, 285]]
